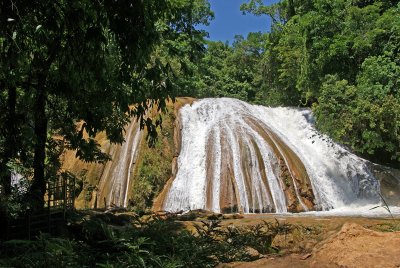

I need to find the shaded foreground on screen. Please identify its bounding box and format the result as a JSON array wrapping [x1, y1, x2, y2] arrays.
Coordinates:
[[1, 210, 399, 268]]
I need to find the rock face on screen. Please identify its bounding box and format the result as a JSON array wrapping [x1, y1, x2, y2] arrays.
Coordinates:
[[62, 131, 113, 209], [218, 221, 400, 268], [96, 119, 143, 208], [159, 99, 319, 214], [160, 98, 380, 214], [62, 119, 143, 209], [64, 98, 387, 214], [62, 98, 194, 210], [369, 163, 400, 206], [152, 98, 195, 212], [310, 223, 400, 268]]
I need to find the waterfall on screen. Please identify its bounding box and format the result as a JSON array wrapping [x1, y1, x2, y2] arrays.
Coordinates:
[[97, 119, 143, 208], [163, 98, 380, 213]]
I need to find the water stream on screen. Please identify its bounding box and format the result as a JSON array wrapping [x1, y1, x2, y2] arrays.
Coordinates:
[[97, 119, 143, 208], [163, 98, 381, 213]]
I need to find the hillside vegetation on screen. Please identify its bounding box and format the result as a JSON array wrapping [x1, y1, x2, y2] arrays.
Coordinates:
[[1, 1, 399, 267], [179, 0, 400, 168]]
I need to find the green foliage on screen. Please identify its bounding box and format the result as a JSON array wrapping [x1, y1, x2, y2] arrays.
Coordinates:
[[315, 54, 400, 165], [0, 214, 288, 267], [0, 0, 212, 209], [153, 0, 214, 98], [0, 178, 30, 220], [130, 107, 175, 212], [1, 0, 399, 227], [0, 160, 31, 219], [187, 0, 400, 170], [181, 32, 267, 102], [0, 234, 81, 267], [374, 222, 400, 232], [240, 0, 400, 166]]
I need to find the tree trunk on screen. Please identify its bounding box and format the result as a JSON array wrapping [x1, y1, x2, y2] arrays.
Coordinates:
[[1, 86, 17, 195], [30, 81, 47, 209]]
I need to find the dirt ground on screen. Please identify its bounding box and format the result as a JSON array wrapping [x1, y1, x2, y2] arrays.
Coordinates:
[[216, 214, 400, 268]]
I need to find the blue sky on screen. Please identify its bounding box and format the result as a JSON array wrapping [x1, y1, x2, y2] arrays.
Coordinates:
[[198, 0, 280, 44]]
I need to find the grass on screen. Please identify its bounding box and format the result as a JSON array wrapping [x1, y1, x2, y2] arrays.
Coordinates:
[[373, 222, 400, 232]]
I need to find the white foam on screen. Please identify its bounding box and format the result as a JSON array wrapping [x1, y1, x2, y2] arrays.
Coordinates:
[[164, 98, 387, 214]]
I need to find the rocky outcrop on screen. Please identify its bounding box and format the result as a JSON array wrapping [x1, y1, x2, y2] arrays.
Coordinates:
[[62, 131, 113, 209], [63, 98, 194, 210], [62, 119, 143, 209], [218, 221, 400, 268], [64, 98, 390, 214], [369, 163, 400, 206], [152, 98, 195, 212], [160, 99, 319, 214], [310, 223, 400, 268]]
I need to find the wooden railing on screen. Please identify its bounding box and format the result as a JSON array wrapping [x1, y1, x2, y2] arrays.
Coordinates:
[[46, 172, 76, 215], [3, 174, 76, 240]]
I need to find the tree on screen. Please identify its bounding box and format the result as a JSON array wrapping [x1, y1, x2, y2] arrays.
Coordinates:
[[0, 0, 211, 209], [240, 0, 400, 166], [156, 0, 214, 97]]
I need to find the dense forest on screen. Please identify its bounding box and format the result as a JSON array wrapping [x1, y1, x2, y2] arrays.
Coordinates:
[[0, 0, 213, 210], [1, 0, 399, 267], [0, 0, 399, 213], [184, 0, 400, 168]]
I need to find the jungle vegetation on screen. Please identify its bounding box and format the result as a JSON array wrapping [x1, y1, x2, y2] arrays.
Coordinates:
[[188, 0, 400, 168], [0, 1, 399, 266]]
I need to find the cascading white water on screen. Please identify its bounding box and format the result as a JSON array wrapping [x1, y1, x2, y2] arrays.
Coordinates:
[[163, 98, 380, 213], [252, 104, 379, 210], [97, 119, 143, 208]]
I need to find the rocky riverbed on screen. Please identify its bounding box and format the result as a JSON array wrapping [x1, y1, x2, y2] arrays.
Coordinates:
[[216, 214, 400, 268]]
